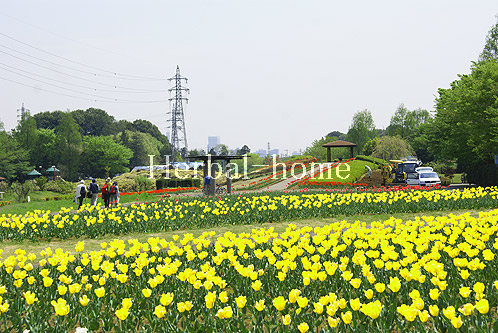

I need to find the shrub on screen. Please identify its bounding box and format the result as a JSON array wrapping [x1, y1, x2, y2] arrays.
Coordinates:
[[34, 176, 48, 190], [156, 178, 201, 190], [43, 180, 74, 194], [134, 176, 153, 192], [11, 181, 35, 202], [0, 181, 8, 193], [355, 155, 388, 165]]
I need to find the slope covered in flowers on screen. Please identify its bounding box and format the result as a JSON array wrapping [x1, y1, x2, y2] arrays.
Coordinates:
[[0, 210, 497, 331]]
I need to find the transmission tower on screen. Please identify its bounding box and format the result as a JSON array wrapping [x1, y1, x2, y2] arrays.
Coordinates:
[[167, 66, 189, 162], [17, 103, 30, 126]]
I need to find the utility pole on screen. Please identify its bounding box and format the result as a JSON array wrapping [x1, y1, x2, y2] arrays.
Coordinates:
[[267, 142, 271, 156], [168, 66, 189, 162]]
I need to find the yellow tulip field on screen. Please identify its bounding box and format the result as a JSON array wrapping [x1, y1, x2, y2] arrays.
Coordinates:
[[0, 187, 497, 331]]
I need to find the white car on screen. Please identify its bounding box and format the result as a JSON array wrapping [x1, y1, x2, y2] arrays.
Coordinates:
[[418, 172, 441, 186]]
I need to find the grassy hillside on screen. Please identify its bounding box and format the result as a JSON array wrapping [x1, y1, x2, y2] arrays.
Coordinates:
[[309, 160, 378, 183]]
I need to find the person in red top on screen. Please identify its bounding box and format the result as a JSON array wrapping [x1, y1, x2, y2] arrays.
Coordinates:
[[102, 177, 111, 208]]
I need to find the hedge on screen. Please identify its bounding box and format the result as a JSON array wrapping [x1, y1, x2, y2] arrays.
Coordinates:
[[156, 178, 201, 190], [355, 155, 388, 165]]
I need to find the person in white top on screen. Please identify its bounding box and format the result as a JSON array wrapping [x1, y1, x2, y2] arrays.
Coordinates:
[[75, 180, 87, 209]]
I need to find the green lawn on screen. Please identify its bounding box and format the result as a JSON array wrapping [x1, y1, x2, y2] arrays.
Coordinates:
[[0, 208, 490, 258], [310, 160, 377, 182]]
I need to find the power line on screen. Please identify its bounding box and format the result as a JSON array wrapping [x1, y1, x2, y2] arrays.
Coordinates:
[[0, 66, 158, 101], [0, 75, 168, 104], [0, 13, 132, 59], [0, 48, 165, 92], [0, 31, 167, 81], [0, 62, 165, 94]]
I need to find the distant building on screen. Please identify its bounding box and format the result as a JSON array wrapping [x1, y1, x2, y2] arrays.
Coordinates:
[[208, 136, 220, 152], [255, 149, 267, 158], [292, 151, 300, 156], [269, 149, 279, 156]]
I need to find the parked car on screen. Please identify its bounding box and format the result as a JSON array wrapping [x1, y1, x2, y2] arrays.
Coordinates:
[[418, 172, 441, 186]]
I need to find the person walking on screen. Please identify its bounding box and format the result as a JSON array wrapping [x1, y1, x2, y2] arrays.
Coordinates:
[[89, 178, 100, 207], [109, 182, 120, 207], [102, 178, 111, 208], [75, 180, 87, 209]]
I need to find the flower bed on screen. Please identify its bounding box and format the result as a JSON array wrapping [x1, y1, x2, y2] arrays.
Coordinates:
[[0, 187, 497, 242], [0, 209, 497, 331]]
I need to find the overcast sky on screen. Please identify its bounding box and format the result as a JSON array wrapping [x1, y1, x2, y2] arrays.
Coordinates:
[[0, 1, 496, 154]]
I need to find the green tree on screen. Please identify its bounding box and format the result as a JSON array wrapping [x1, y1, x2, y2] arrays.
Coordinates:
[[13, 113, 38, 150], [387, 105, 431, 144], [363, 137, 380, 156], [81, 136, 133, 178], [326, 131, 346, 140], [55, 113, 82, 180], [237, 145, 251, 155], [30, 128, 57, 169], [32, 110, 65, 129], [216, 144, 229, 156], [304, 136, 348, 161], [479, 16, 498, 62], [346, 109, 377, 154], [432, 61, 498, 185], [71, 108, 115, 136], [372, 136, 414, 161], [127, 131, 162, 167], [0, 131, 30, 180]]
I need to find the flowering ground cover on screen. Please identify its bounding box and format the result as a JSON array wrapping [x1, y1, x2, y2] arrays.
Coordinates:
[[0, 187, 497, 242], [0, 209, 497, 331]]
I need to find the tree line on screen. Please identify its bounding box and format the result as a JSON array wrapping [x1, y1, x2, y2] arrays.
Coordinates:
[[0, 108, 173, 181]]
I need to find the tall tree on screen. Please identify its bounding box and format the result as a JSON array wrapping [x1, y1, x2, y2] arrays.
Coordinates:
[[237, 145, 251, 155], [81, 136, 133, 178], [55, 113, 82, 180], [30, 128, 57, 169], [216, 144, 229, 156], [387, 105, 431, 139], [372, 136, 414, 161], [432, 61, 498, 185], [346, 109, 377, 154], [32, 110, 65, 129], [479, 16, 498, 62], [13, 113, 38, 151], [127, 131, 162, 167], [0, 131, 30, 180], [71, 108, 115, 136]]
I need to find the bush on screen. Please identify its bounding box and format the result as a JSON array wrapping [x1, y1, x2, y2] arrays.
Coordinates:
[[440, 176, 451, 186], [0, 181, 8, 193], [156, 178, 201, 190], [34, 176, 48, 190], [43, 180, 74, 194], [11, 181, 35, 202], [134, 176, 153, 192], [355, 155, 387, 165]]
